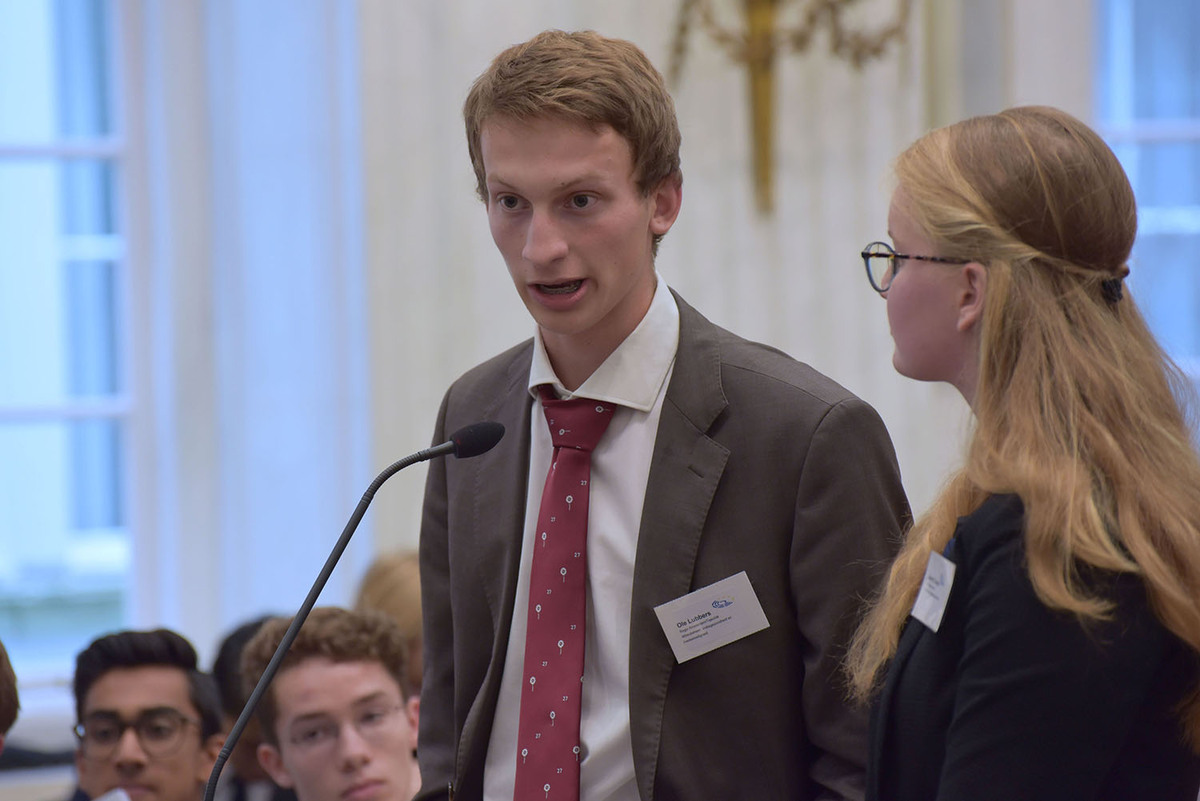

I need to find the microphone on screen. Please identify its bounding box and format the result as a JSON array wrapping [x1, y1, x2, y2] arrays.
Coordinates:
[[202, 421, 504, 801], [448, 420, 505, 459]]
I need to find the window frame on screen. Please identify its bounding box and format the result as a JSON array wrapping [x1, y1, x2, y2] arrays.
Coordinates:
[[0, 0, 140, 673], [1094, 0, 1200, 381]]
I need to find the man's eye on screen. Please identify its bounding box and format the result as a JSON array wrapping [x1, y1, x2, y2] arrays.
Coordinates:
[[142, 721, 176, 741], [569, 194, 593, 209], [496, 195, 519, 210], [359, 708, 388, 727], [295, 723, 334, 745], [89, 724, 121, 744]]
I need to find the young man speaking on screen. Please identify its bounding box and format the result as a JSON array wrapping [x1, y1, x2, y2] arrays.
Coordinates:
[[417, 29, 909, 801]]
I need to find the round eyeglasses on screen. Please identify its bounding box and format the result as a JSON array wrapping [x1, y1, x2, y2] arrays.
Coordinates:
[[74, 708, 201, 760], [286, 701, 407, 755], [861, 241, 970, 294]]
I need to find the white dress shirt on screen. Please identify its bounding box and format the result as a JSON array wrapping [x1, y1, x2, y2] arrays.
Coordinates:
[[483, 279, 679, 801]]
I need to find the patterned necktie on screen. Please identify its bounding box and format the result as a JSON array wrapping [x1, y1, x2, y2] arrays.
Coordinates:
[[513, 386, 615, 801]]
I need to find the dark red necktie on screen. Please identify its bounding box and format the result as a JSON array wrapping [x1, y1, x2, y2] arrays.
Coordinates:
[[513, 386, 615, 801]]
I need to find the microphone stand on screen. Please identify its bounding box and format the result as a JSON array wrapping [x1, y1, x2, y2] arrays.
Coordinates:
[[202, 425, 499, 801]]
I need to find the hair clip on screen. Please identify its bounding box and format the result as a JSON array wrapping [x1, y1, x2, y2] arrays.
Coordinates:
[[1100, 277, 1124, 304]]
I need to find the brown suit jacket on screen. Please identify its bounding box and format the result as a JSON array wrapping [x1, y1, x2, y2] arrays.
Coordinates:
[[417, 292, 908, 800]]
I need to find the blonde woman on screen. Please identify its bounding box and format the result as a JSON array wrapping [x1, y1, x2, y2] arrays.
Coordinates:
[[850, 106, 1200, 800]]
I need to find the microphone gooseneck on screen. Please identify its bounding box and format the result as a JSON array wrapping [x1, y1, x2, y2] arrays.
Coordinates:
[[202, 422, 504, 801]]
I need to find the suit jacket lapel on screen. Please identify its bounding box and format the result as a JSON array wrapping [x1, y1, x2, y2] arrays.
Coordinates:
[[628, 294, 730, 799], [455, 343, 536, 779], [462, 343, 535, 630]]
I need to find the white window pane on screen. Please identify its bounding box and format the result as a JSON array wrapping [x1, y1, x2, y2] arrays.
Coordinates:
[[0, 420, 129, 674], [1127, 0, 1200, 120], [1097, 0, 1200, 368], [0, 0, 129, 684], [1127, 232, 1200, 359], [1131, 142, 1200, 207], [0, 0, 113, 143], [0, 159, 122, 406]]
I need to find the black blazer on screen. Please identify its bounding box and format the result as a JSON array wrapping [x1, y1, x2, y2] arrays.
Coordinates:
[[867, 493, 1200, 801]]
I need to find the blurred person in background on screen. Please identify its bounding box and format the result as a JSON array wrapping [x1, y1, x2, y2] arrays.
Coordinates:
[[211, 617, 297, 801], [241, 608, 419, 801], [0, 637, 18, 754], [354, 550, 423, 694], [72, 629, 223, 801]]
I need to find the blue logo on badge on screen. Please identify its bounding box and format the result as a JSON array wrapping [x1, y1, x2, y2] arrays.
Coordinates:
[[712, 597, 733, 609]]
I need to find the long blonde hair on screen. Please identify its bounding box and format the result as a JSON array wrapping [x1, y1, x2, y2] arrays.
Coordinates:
[[847, 106, 1200, 746]]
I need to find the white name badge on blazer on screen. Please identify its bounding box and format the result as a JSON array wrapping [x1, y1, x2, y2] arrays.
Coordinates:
[[911, 550, 956, 632], [654, 571, 770, 663]]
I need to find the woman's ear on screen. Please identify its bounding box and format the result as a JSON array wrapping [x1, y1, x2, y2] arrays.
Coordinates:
[[957, 262, 988, 333]]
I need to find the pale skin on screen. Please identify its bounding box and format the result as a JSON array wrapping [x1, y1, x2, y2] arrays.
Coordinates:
[[884, 188, 987, 406], [480, 115, 683, 391], [256, 659, 420, 801]]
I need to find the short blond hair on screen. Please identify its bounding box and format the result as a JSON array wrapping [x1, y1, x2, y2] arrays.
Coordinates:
[[464, 29, 682, 260]]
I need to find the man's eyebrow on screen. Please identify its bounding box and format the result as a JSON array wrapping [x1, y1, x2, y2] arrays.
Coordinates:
[[288, 710, 335, 727], [284, 690, 395, 726], [350, 691, 389, 707], [486, 172, 612, 192], [83, 706, 183, 720]]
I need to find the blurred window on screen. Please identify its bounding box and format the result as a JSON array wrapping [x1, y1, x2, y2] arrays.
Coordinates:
[[0, 0, 130, 680], [1096, 0, 1200, 378]]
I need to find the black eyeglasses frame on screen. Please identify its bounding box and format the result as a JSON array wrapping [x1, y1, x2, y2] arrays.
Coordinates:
[[861, 240, 971, 294], [73, 708, 202, 760]]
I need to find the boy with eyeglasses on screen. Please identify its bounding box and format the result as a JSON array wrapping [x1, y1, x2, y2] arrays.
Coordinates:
[[241, 607, 420, 801], [72, 628, 224, 801]]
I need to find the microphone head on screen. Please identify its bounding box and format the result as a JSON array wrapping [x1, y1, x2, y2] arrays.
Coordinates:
[[449, 421, 505, 458]]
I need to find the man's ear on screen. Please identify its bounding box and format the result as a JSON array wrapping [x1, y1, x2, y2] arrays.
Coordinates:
[[74, 747, 89, 787], [404, 695, 420, 752], [957, 262, 988, 333], [257, 742, 295, 789], [648, 174, 683, 237], [195, 732, 224, 786]]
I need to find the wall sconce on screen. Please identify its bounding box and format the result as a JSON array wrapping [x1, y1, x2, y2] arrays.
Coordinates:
[[668, 0, 915, 214]]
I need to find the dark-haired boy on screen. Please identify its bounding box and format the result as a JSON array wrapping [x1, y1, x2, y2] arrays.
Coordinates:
[[211, 618, 296, 801], [72, 628, 224, 801]]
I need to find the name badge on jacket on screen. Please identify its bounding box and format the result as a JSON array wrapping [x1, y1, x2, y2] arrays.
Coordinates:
[[911, 551, 956, 632], [654, 571, 769, 663]]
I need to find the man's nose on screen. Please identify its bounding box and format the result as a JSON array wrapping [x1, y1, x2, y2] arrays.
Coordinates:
[[522, 208, 568, 265], [112, 727, 149, 767], [337, 723, 372, 771]]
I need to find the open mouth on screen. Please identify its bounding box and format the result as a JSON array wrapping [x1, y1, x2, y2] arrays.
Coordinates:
[[536, 280, 583, 295]]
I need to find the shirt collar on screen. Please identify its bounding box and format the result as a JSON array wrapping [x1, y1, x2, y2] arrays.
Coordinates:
[[528, 276, 679, 412]]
